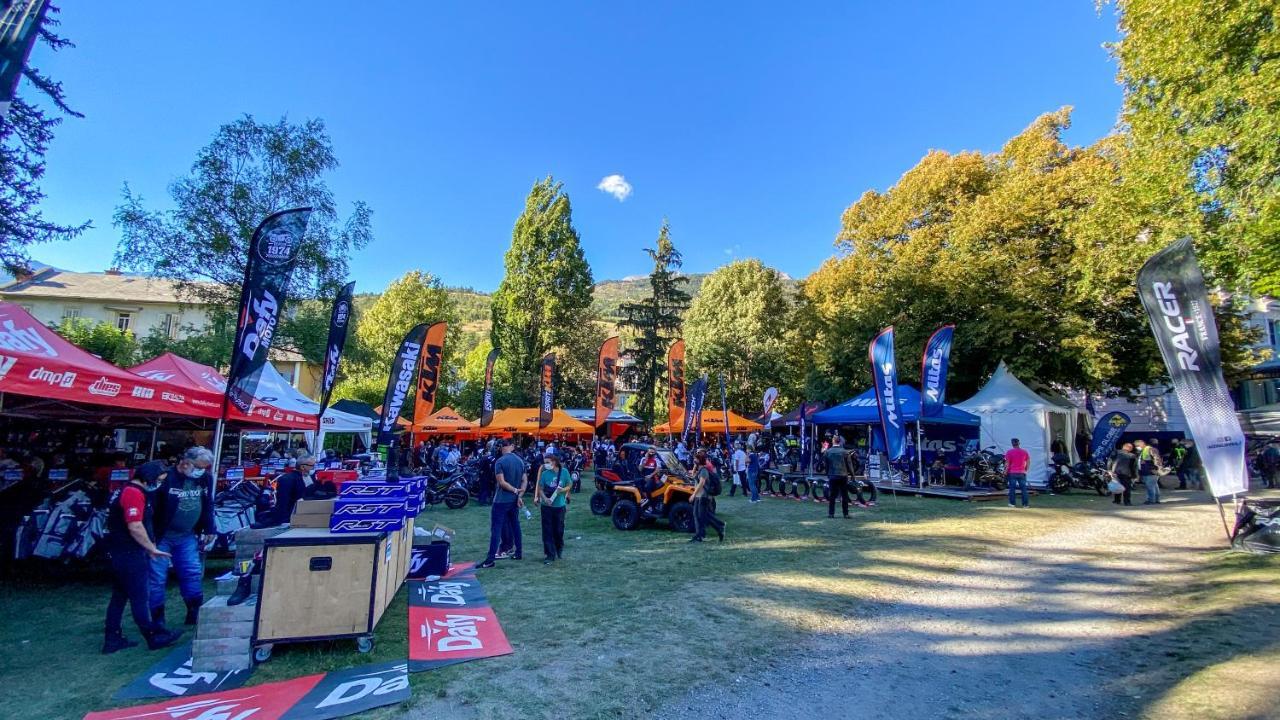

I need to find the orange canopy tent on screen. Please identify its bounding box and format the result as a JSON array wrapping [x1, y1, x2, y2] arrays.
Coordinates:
[[480, 408, 594, 436], [653, 409, 763, 435], [414, 407, 476, 435]]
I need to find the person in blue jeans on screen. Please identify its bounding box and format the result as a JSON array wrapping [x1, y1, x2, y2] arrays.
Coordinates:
[[1003, 438, 1031, 508], [148, 447, 215, 626], [747, 448, 761, 503], [478, 439, 527, 569]]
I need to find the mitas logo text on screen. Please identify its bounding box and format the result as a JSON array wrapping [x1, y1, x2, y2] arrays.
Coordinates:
[[29, 366, 75, 388], [923, 347, 945, 403], [420, 613, 489, 652], [879, 361, 900, 429], [383, 341, 420, 433], [1152, 281, 1201, 371]]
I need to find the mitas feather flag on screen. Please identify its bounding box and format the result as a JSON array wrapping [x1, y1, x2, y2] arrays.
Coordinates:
[[480, 347, 499, 427], [378, 323, 429, 446], [920, 324, 954, 418], [316, 281, 355, 430], [595, 336, 620, 428], [412, 322, 448, 432], [538, 353, 556, 429], [225, 208, 311, 415], [1137, 238, 1246, 498], [668, 339, 686, 425], [0, 0, 48, 117], [870, 326, 906, 461]]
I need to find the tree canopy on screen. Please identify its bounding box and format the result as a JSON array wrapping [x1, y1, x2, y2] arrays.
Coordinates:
[[488, 176, 596, 405]]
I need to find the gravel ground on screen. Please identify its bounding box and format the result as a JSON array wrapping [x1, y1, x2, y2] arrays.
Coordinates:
[[664, 494, 1232, 720]]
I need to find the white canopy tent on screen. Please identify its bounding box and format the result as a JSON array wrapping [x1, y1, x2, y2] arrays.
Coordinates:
[[236, 364, 372, 456], [955, 362, 1080, 486]]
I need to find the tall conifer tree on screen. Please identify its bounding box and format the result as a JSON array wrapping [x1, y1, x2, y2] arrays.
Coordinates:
[[618, 220, 691, 425]]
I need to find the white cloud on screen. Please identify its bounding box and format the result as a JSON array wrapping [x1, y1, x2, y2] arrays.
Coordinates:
[[596, 174, 633, 202]]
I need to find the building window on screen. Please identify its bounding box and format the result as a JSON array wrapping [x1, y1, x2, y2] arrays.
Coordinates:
[[161, 313, 179, 339], [62, 307, 82, 320], [115, 312, 132, 332]]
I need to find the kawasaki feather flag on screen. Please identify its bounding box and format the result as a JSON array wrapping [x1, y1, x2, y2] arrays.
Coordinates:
[[316, 281, 355, 430], [1137, 238, 1246, 498], [225, 208, 311, 415], [920, 324, 954, 418], [378, 323, 429, 447], [480, 348, 499, 427], [538, 353, 556, 429], [869, 327, 906, 461], [1088, 411, 1131, 468]]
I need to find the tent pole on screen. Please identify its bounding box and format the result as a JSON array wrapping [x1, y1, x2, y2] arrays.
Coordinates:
[[916, 421, 925, 487], [237, 432, 244, 465], [148, 423, 158, 461], [210, 418, 225, 498]]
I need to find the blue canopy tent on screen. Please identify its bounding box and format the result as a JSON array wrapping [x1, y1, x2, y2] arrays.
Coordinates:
[[812, 386, 980, 485]]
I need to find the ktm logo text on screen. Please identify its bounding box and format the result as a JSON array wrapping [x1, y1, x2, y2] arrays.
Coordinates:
[[418, 343, 443, 405]]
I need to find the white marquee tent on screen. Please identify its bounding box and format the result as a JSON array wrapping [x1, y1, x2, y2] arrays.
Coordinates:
[[955, 362, 1080, 486]]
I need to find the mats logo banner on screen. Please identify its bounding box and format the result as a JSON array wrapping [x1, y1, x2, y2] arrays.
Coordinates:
[[317, 281, 355, 429], [226, 208, 310, 414], [870, 326, 905, 461], [412, 322, 448, 432], [1089, 412, 1131, 467], [1137, 238, 1246, 498], [920, 324, 954, 418], [595, 336, 619, 428], [378, 323, 429, 446]]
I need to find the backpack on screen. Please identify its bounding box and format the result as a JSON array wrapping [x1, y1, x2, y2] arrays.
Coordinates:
[[704, 464, 722, 496]]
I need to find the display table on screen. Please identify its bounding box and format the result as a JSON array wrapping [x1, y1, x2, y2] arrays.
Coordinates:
[[252, 525, 412, 659]]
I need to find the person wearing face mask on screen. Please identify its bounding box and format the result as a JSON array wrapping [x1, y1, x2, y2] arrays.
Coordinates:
[[535, 452, 571, 565], [256, 454, 316, 527], [148, 447, 216, 627], [102, 461, 184, 653]]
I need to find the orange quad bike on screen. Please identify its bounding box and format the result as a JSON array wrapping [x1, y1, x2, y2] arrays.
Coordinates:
[[589, 443, 711, 533]]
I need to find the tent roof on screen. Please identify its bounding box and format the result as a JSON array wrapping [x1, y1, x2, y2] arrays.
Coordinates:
[[319, 407, 372, 434], [563, 408, 643, 425], [954, 362, 1070, 414], [772, 402, 827, 427], [483, 408, 594, 435], [653, 409, 763, 434], [129, 353, 319, 430], [812, 385, 980, 427], [331, 399, 379, 422], [0, 303, 209, 416], [415, 407, 476, 434]]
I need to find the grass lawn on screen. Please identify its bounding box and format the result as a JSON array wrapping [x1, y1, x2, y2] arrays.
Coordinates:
[[1, 480, 1276, 719]]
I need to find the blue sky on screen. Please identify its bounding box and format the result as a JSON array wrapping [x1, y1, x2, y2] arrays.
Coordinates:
[[28, 2, 1122, 293]]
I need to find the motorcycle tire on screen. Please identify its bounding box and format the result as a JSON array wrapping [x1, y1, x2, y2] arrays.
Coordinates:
[[1093, 481, 1107, 496], [444, 487, 469, 510], [793, 479, 810, 500]]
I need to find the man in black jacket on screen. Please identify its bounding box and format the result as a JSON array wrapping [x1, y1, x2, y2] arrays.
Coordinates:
[[148, 447, 216, 626], [256, 454, 317, 527]]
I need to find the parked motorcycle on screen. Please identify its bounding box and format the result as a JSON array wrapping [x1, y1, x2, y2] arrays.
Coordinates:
[[961, 446, 1007, 490], [1070, 462, 1109, 495], [424, 473, 470, 510]]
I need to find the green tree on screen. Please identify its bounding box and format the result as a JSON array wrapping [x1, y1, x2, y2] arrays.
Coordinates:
[[489, 176, 595, 405], [0, 6, 89, 273], [1108, 0, 1280, 294], [333, 271, 458, 410], [113, 115, 371, 365], [617, 220, 692, 425], [796, 109, 1248, 402], [684, 259, 790, 412], [52, 317, 137, 366]]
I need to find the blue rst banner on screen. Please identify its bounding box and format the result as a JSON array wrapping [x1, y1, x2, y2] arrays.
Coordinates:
[[869, 327, 906, 461], [1088, 411, 1131, 467], [920, 324, 954, 418]]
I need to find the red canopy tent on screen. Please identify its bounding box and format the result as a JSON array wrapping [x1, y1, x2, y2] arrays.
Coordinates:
[[129, 353, 316, 430], [0, 303, 212, 417]]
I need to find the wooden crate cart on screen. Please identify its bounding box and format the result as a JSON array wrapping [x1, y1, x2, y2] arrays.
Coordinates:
[[251, 526, 411, 661]]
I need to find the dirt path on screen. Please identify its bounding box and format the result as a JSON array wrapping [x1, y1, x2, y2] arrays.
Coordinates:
[[665, 496, 1233, 720]]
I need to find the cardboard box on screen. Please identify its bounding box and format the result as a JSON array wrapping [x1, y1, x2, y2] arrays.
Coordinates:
[[290, 498, 335, 529]]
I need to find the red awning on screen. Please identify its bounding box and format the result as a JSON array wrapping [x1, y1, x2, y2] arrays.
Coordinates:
[[129, 353, 317, 430], [0, 303, 209, 416]]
